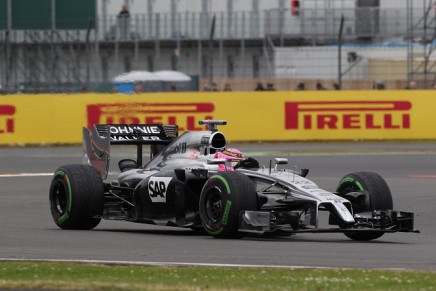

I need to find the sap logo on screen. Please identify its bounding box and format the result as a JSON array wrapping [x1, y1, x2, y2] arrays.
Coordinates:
[[148, 177, 172, 203]]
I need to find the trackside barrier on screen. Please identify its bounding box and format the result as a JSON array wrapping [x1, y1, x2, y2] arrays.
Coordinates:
[[0, 90, 434, 144]]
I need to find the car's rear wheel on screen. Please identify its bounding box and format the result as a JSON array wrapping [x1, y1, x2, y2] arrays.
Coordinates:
[[49, 164, 104, 230], [336, 171, 393, 241], [199, 172, 258, 238]]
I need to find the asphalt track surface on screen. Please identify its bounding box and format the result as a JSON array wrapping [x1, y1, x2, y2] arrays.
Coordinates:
[[1, 142, 435, 271]]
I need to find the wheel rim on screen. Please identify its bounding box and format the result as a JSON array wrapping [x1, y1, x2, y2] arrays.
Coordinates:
[[52, 180, 68, 215], [205, 187, 224, 223], [339, 183, 369, 213]]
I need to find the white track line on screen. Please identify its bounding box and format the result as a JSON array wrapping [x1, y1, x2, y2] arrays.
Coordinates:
[[0, 173, 53, 177], [0, 172, 122, 178], [0, 258, 410, 271]]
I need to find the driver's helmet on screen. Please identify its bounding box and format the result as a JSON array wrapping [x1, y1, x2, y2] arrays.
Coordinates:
[[213, 148, 244, 171]]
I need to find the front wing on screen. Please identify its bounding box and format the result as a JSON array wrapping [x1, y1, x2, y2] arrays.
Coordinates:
[[239, 209, 419, 235]]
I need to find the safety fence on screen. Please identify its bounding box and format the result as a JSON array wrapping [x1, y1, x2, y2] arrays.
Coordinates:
[[0, 90, 434, 145], [2, 0, 436, 92]]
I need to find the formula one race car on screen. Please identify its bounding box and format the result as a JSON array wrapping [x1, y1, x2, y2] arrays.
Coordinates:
[[49, 120, 419, 240]]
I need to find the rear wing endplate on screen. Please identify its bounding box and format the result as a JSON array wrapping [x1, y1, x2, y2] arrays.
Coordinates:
[[83, 124, 178, 179]]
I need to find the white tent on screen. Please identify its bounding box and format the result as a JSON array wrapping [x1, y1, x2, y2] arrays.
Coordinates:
[[153, 70, 191, 82], [113, 71, 159, 83], [113, 70, 192, 93]]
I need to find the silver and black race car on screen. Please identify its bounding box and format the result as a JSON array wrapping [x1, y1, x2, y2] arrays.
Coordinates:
[[49, 120, 418, 240]]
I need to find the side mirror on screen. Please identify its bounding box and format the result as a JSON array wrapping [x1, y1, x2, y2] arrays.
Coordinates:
[[274, 158, 288, 170], [300, 168, 309, 177], [118, 159, 137, 172]]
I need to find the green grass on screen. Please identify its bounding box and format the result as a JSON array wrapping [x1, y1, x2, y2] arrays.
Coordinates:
[[0, 261, 435, 290]]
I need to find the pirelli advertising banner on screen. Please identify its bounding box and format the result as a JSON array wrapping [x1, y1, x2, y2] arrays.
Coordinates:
[[0, 90, 434, 144]]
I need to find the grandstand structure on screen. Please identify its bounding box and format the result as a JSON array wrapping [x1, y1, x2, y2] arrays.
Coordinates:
[[0, 0, 435, 93]]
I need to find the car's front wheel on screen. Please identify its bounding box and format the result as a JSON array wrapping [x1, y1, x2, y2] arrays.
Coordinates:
[[199, 172, 258, 238], [336, 171, 393, 241], [49, 164, 104, 230]]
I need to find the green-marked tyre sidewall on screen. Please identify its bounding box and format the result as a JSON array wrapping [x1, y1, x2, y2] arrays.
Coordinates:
[[50, 169, 73, 226], [199, 175, 232, 236], [337, 176, 364, 192], [336, 172, 393, 212], [49, 164, 104, 230], [199, 172, 257, 238], [336, 171, 393, 241]]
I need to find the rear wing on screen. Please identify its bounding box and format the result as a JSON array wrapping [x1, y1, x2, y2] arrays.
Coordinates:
[[94, 124, 178, 145], [83, 124, 178, 179]]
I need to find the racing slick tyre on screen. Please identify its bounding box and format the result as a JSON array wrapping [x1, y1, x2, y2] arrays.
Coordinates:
[[336, 171, 393, 241], [199, 172, 258, 239], [49, 164, 104, 230]]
